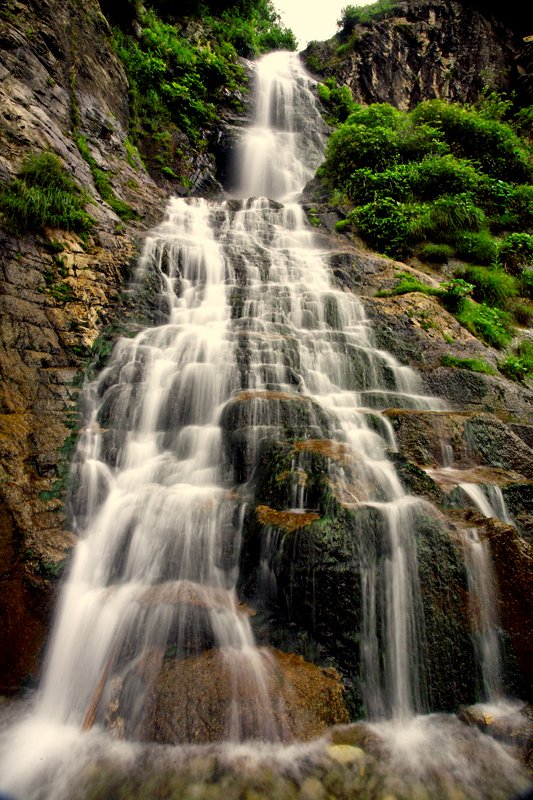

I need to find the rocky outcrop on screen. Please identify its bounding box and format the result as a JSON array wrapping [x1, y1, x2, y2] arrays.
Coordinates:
[[0, 0, 167, 692], [302, 0, 530, 109]]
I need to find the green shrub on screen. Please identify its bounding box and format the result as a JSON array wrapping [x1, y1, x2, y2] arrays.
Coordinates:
[[441, 354, 496, 374], [339, 0, 399, 34], [347, 102, 404, 130], [499, 233, 533, 276], [453, 230, 499, 265], [0, 152, 93, 234], [456, 265, 517, 308], [318, 79, 356, 123], [415, 194, 485, 242], [410, 100, 532, 182], [440, 277, 474, 311], [346, 164, 417, 203], [412, 155, 480, 200], [324, 124, 400, 181], [353, 198, 414, 258], [499, 340, 533, 383], [456, 300, 513, 349], [396, 123, 449, 162], [420, 243, 454, 263]]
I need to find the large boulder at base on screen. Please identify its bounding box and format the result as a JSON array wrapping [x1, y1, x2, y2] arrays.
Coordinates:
[[122, 648, 349, 745]]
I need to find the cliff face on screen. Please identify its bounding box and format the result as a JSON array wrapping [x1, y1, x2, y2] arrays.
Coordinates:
[[0, 0, 169, 691], [302, 0, 530, 109], [0, 0, 251, 692]]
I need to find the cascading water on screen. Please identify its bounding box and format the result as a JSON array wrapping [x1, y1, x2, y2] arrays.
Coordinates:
[[463, 529, 504, 701], [0, 51, 529, 800], [459, 482, 514, 525]]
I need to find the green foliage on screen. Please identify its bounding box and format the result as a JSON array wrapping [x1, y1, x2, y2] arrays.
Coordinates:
[[324, 124, 401, 180], [352, 199, 414, 258], [441, 354, 496, 374], [499, 340, 533, 383], [499, 233, 533, 276], [318, 77, 532, 354], [439, 278, 474, 312], [410, 100, 531, 182], [456, 300, 513, 349], [453, 230, 499, 265], [420, 243, 454, 264], [339, 0, 399, 34], [347, 102, 404, 130], [76, 135, 136, 221], [377, 271, 440, 297], [0, 152, 93, 234], [415, 194, 486, 242], [455, 265, 517, 308], [317, 79, 355, 124]]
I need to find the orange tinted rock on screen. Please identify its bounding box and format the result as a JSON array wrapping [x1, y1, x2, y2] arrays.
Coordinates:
[[138, 648, 349, 745]]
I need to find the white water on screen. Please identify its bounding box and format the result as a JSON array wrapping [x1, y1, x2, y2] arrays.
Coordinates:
[[0, 52, 528, 799], [463, 529, 504, 701], [460, 482, 514, 525]]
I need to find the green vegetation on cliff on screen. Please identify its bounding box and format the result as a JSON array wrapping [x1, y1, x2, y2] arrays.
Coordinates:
[[108, 0, 295, 180], [317, 89, 533, 374], [0, 152, 94, 234]]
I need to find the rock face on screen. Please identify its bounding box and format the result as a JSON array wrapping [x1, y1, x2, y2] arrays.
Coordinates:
[[0, 0, 251, 692], [302, 0, 530, 109], [0, 0, 167, 692], [102, 648, 349, 745]]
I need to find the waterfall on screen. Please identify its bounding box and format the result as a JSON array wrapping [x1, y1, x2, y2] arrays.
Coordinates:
[[459, 483, 514, 525], [3, 51, 528, 800], [463, 529, 504, 701]]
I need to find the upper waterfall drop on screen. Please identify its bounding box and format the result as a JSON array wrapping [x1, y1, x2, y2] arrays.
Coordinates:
[[234, 52, 328, 200]]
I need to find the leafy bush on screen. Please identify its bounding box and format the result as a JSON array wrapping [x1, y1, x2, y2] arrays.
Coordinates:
[[412, 155, 480, 200], [339, 0, 399, 34], [0, 152, 93, 234], [410, 100, 532, 182], [324, 124, 400, 181], [453, 230, 499, 265], [414, 194, 486, 243], [456, 300, 513, 349], [396, 123, 449, 162], [440, 278, 474, 312], [320, 95, 531, 352], [499, 233, 533, 276], [499, 340, 533, 383], [347, 102, 404, 130], [441, 354, 496, 374], [456, 265, 517, 308], [318, 79, 356, 123], [352, 198, 414, 257], [420, 243, 454, 263]]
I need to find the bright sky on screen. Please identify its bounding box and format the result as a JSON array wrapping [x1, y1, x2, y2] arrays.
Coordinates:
[[273, 0, 368, 49]]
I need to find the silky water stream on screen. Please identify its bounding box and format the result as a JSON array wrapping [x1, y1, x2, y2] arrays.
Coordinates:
[[0, 52, 529, 800]]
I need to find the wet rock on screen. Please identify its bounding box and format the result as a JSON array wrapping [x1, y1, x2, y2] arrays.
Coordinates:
[[326, 744, 365, 765], [137, 648, 349, 745]]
